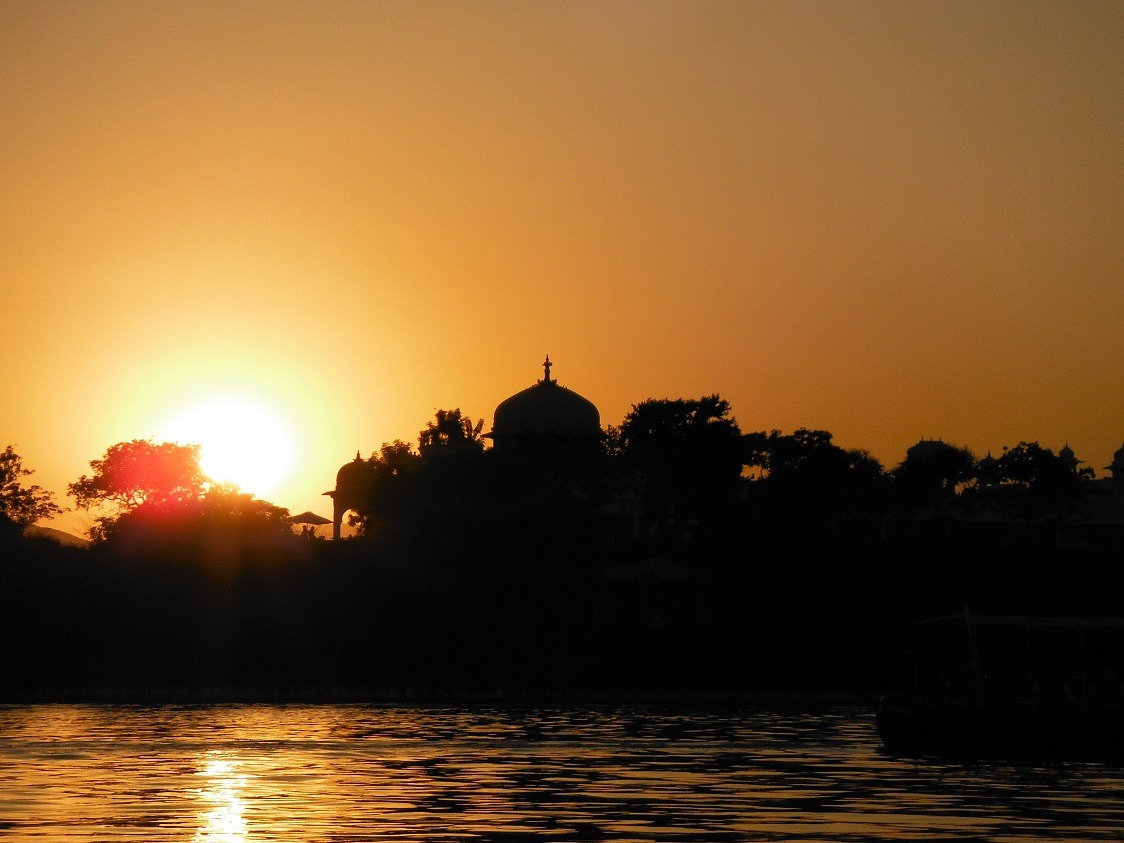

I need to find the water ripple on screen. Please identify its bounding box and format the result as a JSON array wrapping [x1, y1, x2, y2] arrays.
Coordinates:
[[0, 705, 1122, 841]]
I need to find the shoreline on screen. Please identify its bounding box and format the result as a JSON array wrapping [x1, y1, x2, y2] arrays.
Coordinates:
[[0, 685, 881, 708]]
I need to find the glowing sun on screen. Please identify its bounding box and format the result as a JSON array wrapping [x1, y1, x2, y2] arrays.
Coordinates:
[[161, 398, 294, 499]]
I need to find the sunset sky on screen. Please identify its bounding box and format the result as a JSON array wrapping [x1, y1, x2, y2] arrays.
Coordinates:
[[3, 1, 1121, 533]]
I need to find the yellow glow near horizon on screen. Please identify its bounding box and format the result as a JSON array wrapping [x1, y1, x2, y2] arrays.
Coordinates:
[[162, 398, 295, 500], [2, 2, 1122, 527]]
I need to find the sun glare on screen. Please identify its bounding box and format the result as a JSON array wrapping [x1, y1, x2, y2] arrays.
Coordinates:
[[162, 398, 294, 499]]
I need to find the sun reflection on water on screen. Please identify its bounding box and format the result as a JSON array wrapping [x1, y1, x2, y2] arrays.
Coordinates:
[[1, 706, 1123, 842], [194, 752, 249, 843]]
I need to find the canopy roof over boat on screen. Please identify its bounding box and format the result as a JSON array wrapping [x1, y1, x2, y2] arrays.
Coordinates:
[[597, 556, 711, 582], [896, 613, 1124, 703], [908, 614, 1124, 630]]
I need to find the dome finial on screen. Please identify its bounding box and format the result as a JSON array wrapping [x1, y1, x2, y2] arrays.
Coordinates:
[[543, 355, 553, 383]]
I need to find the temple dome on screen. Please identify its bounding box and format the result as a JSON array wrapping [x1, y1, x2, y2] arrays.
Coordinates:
[[905, 438, 948, 461], [1108, 442, 1124, 476], [1059, 444, 1079, 471], [491, 357, 601, 441], [334, 452, 377, 494], [324, 452, 379, 539]]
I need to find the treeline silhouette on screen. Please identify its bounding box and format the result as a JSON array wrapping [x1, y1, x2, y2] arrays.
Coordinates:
[[1, 398, 1119, 701]]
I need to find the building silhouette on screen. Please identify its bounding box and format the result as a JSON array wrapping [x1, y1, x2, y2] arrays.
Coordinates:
[[325, 357, 601, 539], [487, 356, 601, 449]]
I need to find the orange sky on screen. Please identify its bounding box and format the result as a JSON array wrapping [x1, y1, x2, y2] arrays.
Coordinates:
[[2, 1, 1122, 532]]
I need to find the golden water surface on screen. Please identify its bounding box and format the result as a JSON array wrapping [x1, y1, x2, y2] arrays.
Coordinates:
[[1, 705, 1122, 841]]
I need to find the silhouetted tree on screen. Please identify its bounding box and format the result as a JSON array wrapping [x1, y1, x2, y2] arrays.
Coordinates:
[[992, 441, 1093, 524], [743, 429, 888, 528], [201, 483, 292, 527], [378, 439, 422, 473], [99, 483, 294, 550], [617, 395, 743, 531], [70, 440, 206, 511], [408, 408, 491, 544], [70, 440, 210, 541], [744, 428, 838, 477], [891, 439, 976, 515], [348, 440, 422, 538], [418, 408, 485, 455], [0, 445, 61, 527]]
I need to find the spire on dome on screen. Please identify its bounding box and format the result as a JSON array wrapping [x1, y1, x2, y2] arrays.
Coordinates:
[[1059, 443, 1079, 471], [490, 356, 600, 446]]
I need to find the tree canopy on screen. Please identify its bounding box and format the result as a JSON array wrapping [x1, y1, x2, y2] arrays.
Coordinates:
[[0, 445, 61, 528], [69, 439, 207, 514], [616, 395, 743, 520], [418, 408, 485, 455], [69, 439, 291, 543], [891, 439, 976, 515], [743, 429, 888, 527], [991, 441, 1094, 523], [97, 481, 295, 547], [347, 439, 422, 537]]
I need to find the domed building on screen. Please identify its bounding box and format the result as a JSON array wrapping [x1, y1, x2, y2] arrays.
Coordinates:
[[488, 356, 602, 449], [1059, 443, 1081, 473], [324, 357, 602, 538], [1105, 443, 1124, 486], [904, 437, 953, 462], [325, 452, 379, 540]]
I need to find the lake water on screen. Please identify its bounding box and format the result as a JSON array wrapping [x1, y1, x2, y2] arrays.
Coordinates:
[[1, 704, 1122, 841]]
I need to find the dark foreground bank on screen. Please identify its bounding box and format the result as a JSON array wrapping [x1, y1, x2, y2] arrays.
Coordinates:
[[4, 521, 1120, 702]]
